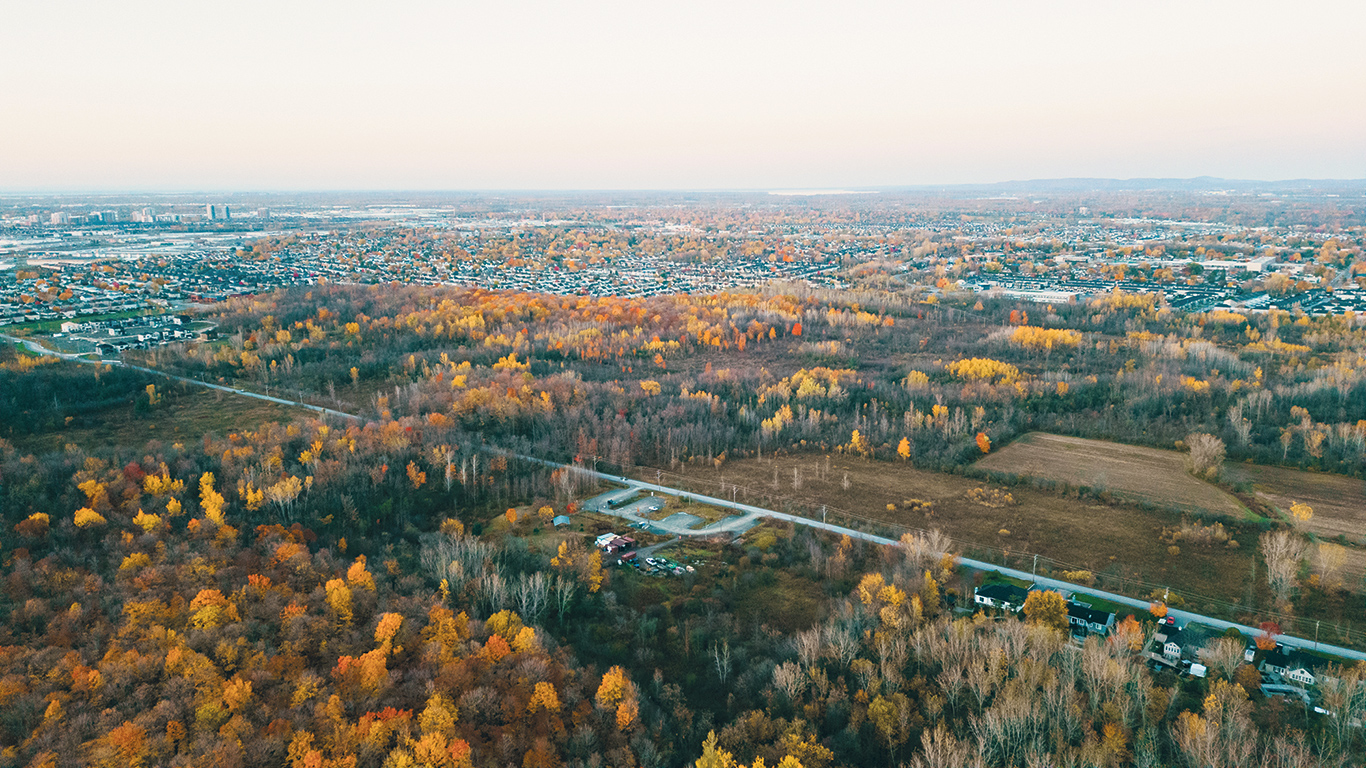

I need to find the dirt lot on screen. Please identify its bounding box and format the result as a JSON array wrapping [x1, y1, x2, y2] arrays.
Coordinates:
[[643, 453, 1260, 607], [975, 432, 1248, 519]]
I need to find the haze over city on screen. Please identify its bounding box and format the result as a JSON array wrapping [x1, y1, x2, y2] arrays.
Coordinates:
[[6, 3, 1366, 767], [3, 0, 1365, 190]]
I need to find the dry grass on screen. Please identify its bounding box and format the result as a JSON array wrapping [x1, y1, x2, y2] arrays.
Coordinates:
[[640, 496, 735, 527], [10, 386, 300, 455], [646, 453, 1259, 606], [1223, 463, 1366, 586], [1224, 463, 1366, 544], [976, 432, 1247, 519]]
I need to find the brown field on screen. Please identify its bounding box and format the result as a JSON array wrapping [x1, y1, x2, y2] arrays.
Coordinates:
[[975, 432, 1248, 519], [642, 453, 1260, 607], [1223, 463, 1366, 585], [9, 387, 301, 455], [1223, 463, 1366, 544]]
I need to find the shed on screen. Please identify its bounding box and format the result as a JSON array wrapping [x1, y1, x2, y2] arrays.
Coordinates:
[[552, 515, 571, 527]]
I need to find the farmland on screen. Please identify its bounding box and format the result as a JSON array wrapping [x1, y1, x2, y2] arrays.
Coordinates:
[[975, 432, 1249, 519]]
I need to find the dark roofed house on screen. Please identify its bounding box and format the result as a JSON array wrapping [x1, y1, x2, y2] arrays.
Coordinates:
[[1260, 648, 1322, 688], [974, 583, 1029, 613], [1067, 602, 1116, 636], [1160, 628, 1184, 661]]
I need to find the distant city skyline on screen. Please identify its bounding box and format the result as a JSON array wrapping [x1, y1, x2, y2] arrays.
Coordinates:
[[2, 0, 1364, 191]]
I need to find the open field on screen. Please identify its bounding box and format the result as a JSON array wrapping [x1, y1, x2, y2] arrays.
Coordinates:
[[1223, 462, 1366, 586], [7, 385, 300, 454], [640, 495, 737, 528], [1224, 463, 1366, 544], [5, 308, 165, 335], [975, 432, 1248, 519], [642, 453, 1261, 608]]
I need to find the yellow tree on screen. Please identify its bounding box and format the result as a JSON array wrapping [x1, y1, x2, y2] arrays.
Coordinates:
[[896, 438, 911, 460], [199, 472, 226, 526], [847, 430, 870, 457], [1022, 590, 1069, 632], [325, 579, 354, 625]]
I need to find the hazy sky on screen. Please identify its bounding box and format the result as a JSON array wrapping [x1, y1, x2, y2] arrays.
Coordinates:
[[2, 0, 1364, 190]]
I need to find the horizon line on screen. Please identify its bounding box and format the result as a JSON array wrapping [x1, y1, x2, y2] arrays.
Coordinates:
[[2, 176, 1366, 198]]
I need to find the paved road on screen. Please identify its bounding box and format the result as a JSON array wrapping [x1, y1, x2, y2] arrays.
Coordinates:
[[517, 457, 1366, 662], [0, 332, 86, 360], [13, 345, 1365, 662]]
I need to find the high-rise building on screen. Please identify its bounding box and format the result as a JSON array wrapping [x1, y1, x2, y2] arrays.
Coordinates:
[[206, 204, 216, 220], [222, 206, 230, 220]]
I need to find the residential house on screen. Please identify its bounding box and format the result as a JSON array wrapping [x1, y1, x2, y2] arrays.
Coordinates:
[[1260, 649, 1320, 688], [973, 583, 1029, 612], [1066, 601, 1116, 636]]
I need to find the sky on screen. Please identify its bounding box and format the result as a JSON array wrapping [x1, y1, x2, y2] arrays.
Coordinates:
[[2, 0, 1364, 191]]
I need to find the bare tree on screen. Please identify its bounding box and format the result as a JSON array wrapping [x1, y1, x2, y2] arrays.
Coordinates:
[[476, 572, 509, 613], [1228, 404, 1252, 446], [792, 467, 803, 490], [421, 532, 496, 591], [1260, 530, 1307, 606], [552, 575, 577, 624], [772, 661, 807, 702], [795, 627, 823, 668], [1201, 636, 1247, 681], [1316, 662, 1366, 755], [514, 571, 548, 623], [712, 639, 732, 684], [1187, 432, 1226, 479], [902, 529, 950, 574], [910, 724, 970, 768], [823, 623, 860, 667], [1314, 542, 1348, 591]]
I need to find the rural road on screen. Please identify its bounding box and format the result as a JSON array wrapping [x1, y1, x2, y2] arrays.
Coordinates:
[[13, 342, 1366, 663]]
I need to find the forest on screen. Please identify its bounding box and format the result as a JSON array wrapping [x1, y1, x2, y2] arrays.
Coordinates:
[[2, 279, 1366, 766]]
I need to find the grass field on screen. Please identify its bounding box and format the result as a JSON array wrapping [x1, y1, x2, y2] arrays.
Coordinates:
[[640, 496, 736, 528], [975, 432, 1249, 519], [642, 453, 1260, 607], [4, 308, 165, 335]]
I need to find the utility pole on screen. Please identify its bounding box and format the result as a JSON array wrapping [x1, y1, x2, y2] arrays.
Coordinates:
[[1315, 620, 1320, 650]]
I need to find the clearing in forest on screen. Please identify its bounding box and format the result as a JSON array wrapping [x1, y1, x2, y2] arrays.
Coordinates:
[[975, 432, 1247, 519], [646, 453, 1258, 607]]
